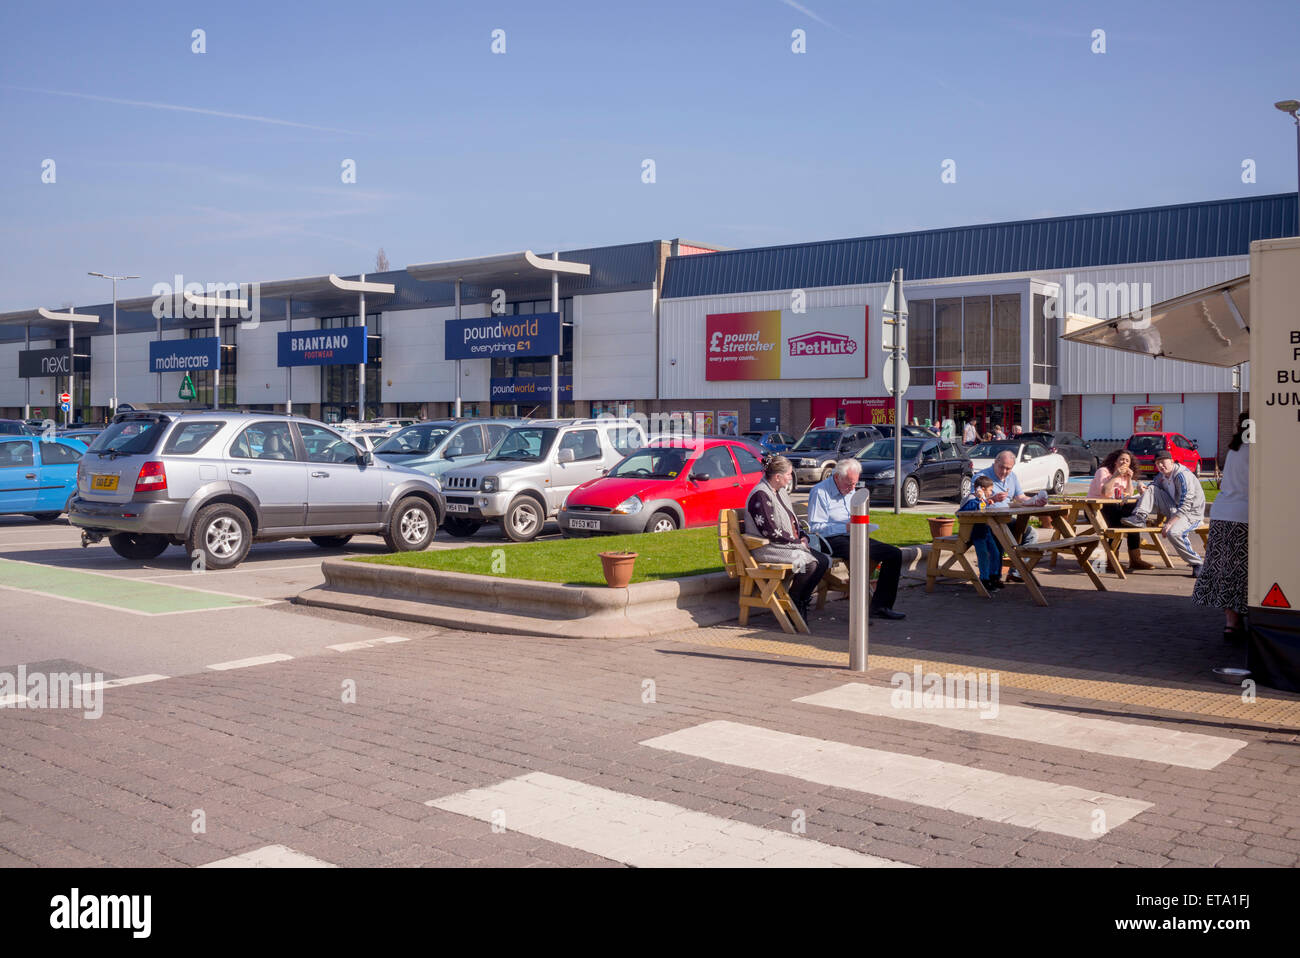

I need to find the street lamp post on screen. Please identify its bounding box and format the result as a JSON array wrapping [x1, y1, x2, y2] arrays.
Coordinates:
[[88, 271, 138, 415], [1276, 100, 1300, 218]]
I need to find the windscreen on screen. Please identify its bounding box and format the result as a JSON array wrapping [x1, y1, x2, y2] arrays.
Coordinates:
[[608, 447, 692, 479], [375, 424, 451, 455], [790, 431, 840, 452], [858, 439, 925, 460], [488, 427, 558, 462], [87, 417, 169, 456]]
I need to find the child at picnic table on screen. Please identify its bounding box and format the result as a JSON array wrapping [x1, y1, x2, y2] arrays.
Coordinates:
[[959, 476, 1004, 591]]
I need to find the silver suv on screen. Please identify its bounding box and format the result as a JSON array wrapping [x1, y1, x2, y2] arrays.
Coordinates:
[[440, 418, 646, 541], [69, 410, 445, 568]]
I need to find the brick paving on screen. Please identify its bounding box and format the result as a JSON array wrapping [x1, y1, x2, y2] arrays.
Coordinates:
[[1, 560, 1298, 868]]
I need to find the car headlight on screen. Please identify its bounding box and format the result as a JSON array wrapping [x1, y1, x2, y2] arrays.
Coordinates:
[[481, 477, 498, 493], [875, 469, 895, 480], [801, 458, 818, 468], [612, 495, 643, 515]]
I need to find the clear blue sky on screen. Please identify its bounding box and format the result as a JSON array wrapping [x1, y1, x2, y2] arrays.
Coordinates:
[[1, 0, 1296, 310]]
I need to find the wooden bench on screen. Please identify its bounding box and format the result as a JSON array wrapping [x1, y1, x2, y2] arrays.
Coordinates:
[[1102, 522, 1211, 572], [718, 509, 808, 634], [791, 500, 854, 609], [924, 529, 990, 598]]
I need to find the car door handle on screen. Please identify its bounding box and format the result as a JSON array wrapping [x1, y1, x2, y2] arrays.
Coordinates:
[[311, 471, 329, 478], [25, 473, 36, 479], [230, 467, 251, 475]]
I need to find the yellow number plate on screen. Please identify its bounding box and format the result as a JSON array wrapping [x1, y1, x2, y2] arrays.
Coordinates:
[[91, 475, 119, 491]]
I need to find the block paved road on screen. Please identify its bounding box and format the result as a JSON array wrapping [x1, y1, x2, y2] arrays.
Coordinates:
[[2, 510, 1298, 868]]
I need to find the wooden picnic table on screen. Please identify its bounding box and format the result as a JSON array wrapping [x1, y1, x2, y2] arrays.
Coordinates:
[[1047, 495, 1210, 578], [927, 503, 1105, 607]]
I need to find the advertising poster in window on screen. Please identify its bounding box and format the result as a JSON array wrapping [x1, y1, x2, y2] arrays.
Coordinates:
[[935, 370, 989, 400], [1133, 405, 1163, 433], [694, 411, 715, 435], [705, 306, 867, 381], [717, 410, 739, 436]]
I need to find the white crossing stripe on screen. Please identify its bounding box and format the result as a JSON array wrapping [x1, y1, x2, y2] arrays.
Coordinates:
[[74, 674, 170, 692], [327, 636, 411, 653], [0, 694, 31, 707], [206, 653, 294, 671], [427, 772, 911, 868], [200, 844, 336, 868], [796, 683, 1248, 771], [641, 721, 1153, 840]]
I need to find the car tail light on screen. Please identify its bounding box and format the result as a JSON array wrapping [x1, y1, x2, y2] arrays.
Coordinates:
[[135, 461, 167, 493]]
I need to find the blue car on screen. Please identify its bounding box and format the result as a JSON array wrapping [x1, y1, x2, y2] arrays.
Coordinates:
[[0, 436, 85, 521], [741, 430, 795, 453]]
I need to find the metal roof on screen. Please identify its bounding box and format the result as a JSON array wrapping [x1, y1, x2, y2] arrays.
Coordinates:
[[661, 193, 1299, 299], [407, 251, 591, 284]]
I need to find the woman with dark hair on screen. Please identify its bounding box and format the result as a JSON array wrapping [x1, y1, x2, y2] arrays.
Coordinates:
[[1194, 411, 1250, 643], [1088, 448, 1151, 571], [744, 454, 829, 623]]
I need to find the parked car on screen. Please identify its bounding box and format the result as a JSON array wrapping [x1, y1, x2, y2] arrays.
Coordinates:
[[741, 430, 795, 453], [966, 440, 1070, 495], [0, 419, 26, 436], [873, 423, 941, 439], [59, 428, 104, 448], [558, 437, 765, 536], [0, 435, 85, 520], [373, 419, 520, 480], [855, 437, 973, 506], [1020, 431, 1099, 475], [1124, 432, 1200, 477], [787, 426, 882, 489], [440, 418, 647, 541], [69, 410, 444, 568]]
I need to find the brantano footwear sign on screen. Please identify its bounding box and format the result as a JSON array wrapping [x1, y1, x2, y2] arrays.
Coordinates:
[[277, 326, 367, 366], [705, 306, 868, 381]]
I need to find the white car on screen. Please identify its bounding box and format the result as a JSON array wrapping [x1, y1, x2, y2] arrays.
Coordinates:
[[966, 440, 1069, 495]]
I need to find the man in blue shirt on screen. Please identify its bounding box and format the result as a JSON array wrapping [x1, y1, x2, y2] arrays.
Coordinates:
[[807, 459, 905, 619], [971, 450, 1041, 583]]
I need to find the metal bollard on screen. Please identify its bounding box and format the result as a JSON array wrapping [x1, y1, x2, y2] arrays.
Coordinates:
[[848, 488, 872, 671]]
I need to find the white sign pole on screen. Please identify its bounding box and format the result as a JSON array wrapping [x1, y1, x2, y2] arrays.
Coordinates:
[[848, 488, 872, 671]]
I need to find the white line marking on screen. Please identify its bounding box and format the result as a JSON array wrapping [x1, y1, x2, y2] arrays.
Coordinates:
[[136, 563, 324, 580], [73, 674, 170, 692], [206, 653, 294, 671], [327, 636, 411, 652], [0, 694, 32, 707], [640, 721, 1152, 840], [199, 844, 336, 868], [427, 772, 909, 867], [796, 684, 1249, 771]]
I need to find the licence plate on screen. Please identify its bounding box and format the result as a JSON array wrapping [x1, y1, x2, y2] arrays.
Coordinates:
[[91, 475, 119, 491], [446, 502, 470, 513], [569, 518, 601, 530]]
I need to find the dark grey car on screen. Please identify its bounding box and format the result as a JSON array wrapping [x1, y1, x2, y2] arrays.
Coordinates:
[[787, 426, 882, 489], [69, 410, 444, 568]]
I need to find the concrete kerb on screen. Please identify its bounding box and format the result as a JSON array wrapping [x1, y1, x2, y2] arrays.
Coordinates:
[[296, 545, 930, 639]]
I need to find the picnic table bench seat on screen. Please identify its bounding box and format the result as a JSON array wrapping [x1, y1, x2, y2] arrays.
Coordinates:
[[717, 508, 809, 634]]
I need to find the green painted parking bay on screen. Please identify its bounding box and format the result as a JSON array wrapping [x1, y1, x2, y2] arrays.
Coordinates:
[[0, 558, 266, 615]]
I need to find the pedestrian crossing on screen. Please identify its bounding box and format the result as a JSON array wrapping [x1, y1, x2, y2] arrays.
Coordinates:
[[426, 679, 1249, 866]]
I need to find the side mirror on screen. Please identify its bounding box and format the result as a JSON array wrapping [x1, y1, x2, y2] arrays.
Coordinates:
[[600, 468, 609, 476], [1191, 440, 1198, 450], [557, 448, 575, 464], [1023, 454, 1034, 462], [689, 472, 711, 482]]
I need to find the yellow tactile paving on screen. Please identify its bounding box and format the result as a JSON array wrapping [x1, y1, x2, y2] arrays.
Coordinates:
[[665, 625, 1300, 726]]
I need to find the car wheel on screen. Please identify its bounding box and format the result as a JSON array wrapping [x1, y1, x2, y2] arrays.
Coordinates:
[[108, 533, 170, 561], [1051, 470, 1066, 495], [503, 496, 544, 542], [956, 475, 972, 502], [31, 512, 60, 522], [187, 503, 253, 570], [442, 517, 481, 538], [645, 510, 679, 534], [309, 535, 354, 548], [902, 477, 919, 508], [384, 497, 436, 552]]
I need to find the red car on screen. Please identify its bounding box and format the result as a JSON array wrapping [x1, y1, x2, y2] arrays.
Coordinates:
[[557, 438, 764, 536], [1124, 432, 1200, 477]]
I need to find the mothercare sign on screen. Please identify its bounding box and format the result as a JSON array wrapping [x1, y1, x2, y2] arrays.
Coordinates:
[[705, 306, 867, 381], [277, 326, 367, 367]]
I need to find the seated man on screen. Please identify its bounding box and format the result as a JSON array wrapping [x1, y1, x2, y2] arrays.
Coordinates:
[[806, 458, 906, 620], [971, 450, 1044, 584], [1121, 448, 1205, 576]]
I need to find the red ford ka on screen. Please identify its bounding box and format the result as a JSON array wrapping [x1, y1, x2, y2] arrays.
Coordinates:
[[558, 437, 765, 536]]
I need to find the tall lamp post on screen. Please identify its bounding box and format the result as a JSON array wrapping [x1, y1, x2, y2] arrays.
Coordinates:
[[87, 271, 138, 415], [1276, 100, 1300, 216]]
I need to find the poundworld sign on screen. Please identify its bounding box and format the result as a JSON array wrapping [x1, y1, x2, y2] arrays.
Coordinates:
[[277, 326, 367, 367], [445, 313, 561, 360], [150, 337, 220, 373], [18, 348, 90, 378]]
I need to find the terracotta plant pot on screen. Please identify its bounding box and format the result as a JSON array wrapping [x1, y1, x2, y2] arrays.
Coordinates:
[[927, 516, 956, 538], [598, 551, 638, 589]]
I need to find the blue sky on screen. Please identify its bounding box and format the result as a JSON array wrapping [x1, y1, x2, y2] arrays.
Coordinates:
[[1, 0, 1296, 310]]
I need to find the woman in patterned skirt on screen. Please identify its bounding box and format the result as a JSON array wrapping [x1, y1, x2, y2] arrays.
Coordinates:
[[1193, 412, 1249, 643]]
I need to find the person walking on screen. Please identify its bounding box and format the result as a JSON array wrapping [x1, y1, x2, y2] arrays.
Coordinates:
[[744, 455, 829, 623], [962, 419, 978, 445], [1193, 413, 1250, 642]]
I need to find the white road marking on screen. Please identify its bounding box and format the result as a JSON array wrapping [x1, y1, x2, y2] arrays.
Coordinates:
[[73, 674, 170, 692], [641, 721, 1152, 840], [327, 636, 411, 652], [136, 563, 324, 580], [796, 683, 1248, 771], [199, 844, 336, 868], [206, 653, 294, 671], [0, 694, 32, 707], [427, 772, 909, 867]]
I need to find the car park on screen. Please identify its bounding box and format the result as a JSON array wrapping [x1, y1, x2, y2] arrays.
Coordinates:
[[373, 419, 520, 480], [966, 440, 1070, 495], [1124, 431, 1200, 477], [787, 426, 882, 489], [0, 435, 85, 520], [69, 410, 444, 568], [440, 418, 647, 541], [558, 437, 764, 536], [741, 430, 794, 452], [855, 437, 973, 506], [873, 423, 941, 440], [1020, 430, 1099, 475]]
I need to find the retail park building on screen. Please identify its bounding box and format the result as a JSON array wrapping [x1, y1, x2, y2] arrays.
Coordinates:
[[2, 192, 1294, 463]]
